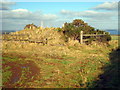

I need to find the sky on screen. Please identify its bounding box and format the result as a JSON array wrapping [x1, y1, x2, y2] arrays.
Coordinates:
[[0, 0, 118, 31]]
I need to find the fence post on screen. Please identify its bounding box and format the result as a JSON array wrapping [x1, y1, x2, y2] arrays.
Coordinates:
[[68, 37, 70, 42], [80, 31, 83, 44], [104, 32, 106, 34]]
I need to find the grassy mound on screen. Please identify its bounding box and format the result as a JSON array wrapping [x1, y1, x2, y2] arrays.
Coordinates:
[[2, 31, 119, 88]]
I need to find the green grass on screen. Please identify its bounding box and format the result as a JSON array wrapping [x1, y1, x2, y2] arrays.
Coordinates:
[[2, 66, 12, 84], [2, 57, 18, 62], [93, 47, 120, 88], [2, 26, 119, 88], [2, 56, 18, 85], [2, 39, 119, 88], [60, 60, 73, 65]]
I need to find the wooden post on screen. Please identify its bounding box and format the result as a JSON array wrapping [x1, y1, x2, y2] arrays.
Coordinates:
[[30, 26, 31, 29], [104, 32, 106, 34], [62, 23, 64, 27], [68, 37, 70, 42], [80, 31, 83, 44]]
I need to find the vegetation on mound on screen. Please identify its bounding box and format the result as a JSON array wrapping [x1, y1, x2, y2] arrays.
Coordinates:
[[2, 19, 111, 45], [3, 27, 65, 46], [2, 39, 118, 88], [62, 19, 111, 44], [2, 19, 119, 88]]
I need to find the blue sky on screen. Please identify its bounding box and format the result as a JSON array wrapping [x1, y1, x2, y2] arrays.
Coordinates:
[[0, 1, 118, 31]]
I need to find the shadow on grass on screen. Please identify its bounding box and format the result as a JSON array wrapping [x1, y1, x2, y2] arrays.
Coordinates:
[[91, 46, 120, 88]]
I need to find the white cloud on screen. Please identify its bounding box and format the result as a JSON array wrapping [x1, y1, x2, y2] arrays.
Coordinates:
[[0, 0, 15, 5], [2, 8, 118, 30], [60, 9, 118, 30], [1, 8, 58, 20], [42, 14, 58, 20], [1, 8, 59, 30], [0, 6, 9, 10], [0, 0, 16, 10], [60, 9, 117, 19], [92, 2, 118, 10], [12, 9, 29, 12], [61, 9, 73, 14], [1, 1, 118, 31], [0, 0, 58, 30]]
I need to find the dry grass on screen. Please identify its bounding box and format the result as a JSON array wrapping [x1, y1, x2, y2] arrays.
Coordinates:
[[2, 28, 119, 88], [111, 35, 120, 40]]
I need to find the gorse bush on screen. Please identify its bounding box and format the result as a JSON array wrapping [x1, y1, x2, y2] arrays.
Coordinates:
[[62, 19, 111, 44]]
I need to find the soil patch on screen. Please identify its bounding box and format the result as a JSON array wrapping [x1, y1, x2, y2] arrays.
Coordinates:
[[3, 60, 40, 88]]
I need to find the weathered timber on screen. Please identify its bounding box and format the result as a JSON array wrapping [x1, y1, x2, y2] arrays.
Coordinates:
[[80, 31, 83, 44], [83, 34, 105, 36]]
